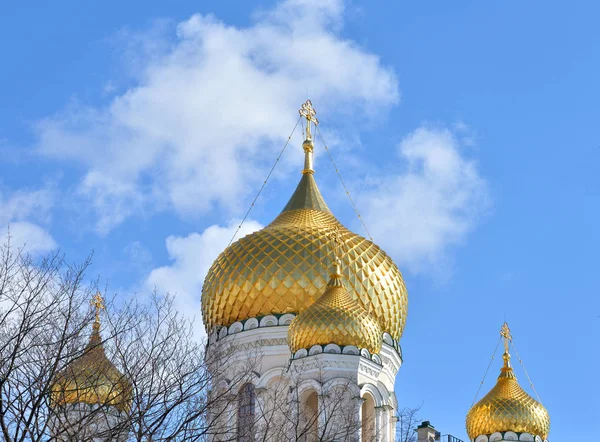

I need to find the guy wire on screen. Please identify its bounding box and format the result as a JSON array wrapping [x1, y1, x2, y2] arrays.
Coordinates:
[[315, 125, 373, 242], [471, 335, 502, 406], [227, 115, 301, 247], [511, 339, 543, 404]]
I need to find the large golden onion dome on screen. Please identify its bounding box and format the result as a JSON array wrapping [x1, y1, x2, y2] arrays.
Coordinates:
[[51, 294, 132, 412], [288, 259, 383, 354], [466, 325, 550, 440], [201, 102, 408, 339]]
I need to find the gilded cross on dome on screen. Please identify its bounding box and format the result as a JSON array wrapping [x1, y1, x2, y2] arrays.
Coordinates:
[[500, 322, 512, 352], [91, 291, 105, 325], [299, 100, 319, 140], [327, 225, 343, 257]]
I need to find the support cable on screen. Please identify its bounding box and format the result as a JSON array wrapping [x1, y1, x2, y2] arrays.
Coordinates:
[[471, 335, 502, 406], [315, 124, 374, 242], [226, 115, 302, 247], [510, 339, 543, 404]]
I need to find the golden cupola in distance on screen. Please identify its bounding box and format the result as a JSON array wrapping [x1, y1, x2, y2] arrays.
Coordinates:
[[466, 323, 550, 441], [201, 101, 408, 340], [51, 293, 132, 413], [288, 257, 383, 354]]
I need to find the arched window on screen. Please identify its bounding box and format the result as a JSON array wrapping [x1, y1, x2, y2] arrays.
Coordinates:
[[237, 383, 255, 442], [361, 393, 376, 442]]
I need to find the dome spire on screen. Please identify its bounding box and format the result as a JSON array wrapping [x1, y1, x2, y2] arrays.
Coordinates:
[[89, 291, 105, 347], [299, 100, 319, 175], [280, 100, 331, 213], [91, 292, 104, 331], [499, 322, 516, 379]]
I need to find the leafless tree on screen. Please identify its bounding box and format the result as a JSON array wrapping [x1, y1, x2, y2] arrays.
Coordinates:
[[107, 294, 257, 442], [0, 239, 249, 442], [396, 406, 421, 442], [0, 239, 95, 442]]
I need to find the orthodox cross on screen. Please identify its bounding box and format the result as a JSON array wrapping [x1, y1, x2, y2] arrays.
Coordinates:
[[327, 225, 343, 259], [299, 100, 319, 140], [500, 322, 512, 353], [91, 291, 105, 325]]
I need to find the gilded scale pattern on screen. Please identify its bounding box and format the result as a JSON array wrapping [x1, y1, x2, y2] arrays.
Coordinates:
[[288, 266, 383, 354], [202, 99, 407, 340], [466, 352, 550, 440], [202, 206, 408, 340]]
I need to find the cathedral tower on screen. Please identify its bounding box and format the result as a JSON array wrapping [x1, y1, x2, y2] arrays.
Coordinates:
[[202, 101, 407, 441]]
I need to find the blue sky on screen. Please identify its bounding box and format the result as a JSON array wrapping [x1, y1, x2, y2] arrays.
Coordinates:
[[1, 1, 599, 440]]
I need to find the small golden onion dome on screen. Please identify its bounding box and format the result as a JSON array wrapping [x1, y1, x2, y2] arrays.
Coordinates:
[[201, 137, 408, 340], [288, 259, 383, 354], [466, 351, 550, 440], [51, 319, 132, 413]]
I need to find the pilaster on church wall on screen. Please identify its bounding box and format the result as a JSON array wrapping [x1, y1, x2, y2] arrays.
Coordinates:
[[375, 405, 392, 442], [388, 408, 398, 441], [378, 342, 402, 390]]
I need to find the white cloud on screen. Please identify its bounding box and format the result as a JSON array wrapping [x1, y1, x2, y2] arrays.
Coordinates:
[[357, 127, 489, 273], [146, 220, 263, 339], [0, 188, 53, 224], [0, 188, 57, 255], [34, 0, 398, 233], [3, 222, 57, 256]]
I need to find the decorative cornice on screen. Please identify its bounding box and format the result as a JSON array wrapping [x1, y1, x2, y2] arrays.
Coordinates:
[[473, 431, 547, 442]]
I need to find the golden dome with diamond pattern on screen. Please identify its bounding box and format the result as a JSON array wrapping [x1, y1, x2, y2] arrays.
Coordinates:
[[51, 294, 132, 412], [201, 103, 408, 340], [288, 259, 383, 354], [466, 326, 550, 440]]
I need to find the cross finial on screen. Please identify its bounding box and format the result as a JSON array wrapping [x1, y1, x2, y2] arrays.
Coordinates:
[[327, 225, 343, 257], [299, 100, 319, 140], [500, 322, 512, 353], [326, 225, 345, 277], [91, 291, 105, 326]]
